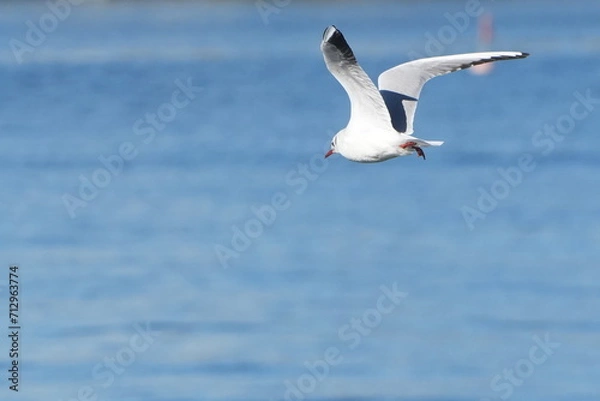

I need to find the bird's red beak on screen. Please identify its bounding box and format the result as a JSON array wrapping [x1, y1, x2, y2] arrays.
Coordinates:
[[324, 149, 334, 159]]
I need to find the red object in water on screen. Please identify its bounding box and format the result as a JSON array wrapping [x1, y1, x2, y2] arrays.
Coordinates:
[[478, 13, 494, 45]]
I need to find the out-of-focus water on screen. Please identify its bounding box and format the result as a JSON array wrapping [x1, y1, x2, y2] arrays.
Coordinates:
[[1, 1, 599, 400]]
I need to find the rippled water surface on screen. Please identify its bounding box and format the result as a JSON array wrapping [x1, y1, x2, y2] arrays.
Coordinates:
[[1, 1, 599, 400]]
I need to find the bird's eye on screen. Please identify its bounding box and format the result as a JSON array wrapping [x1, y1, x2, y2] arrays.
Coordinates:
[[331, 141, 335, 148]]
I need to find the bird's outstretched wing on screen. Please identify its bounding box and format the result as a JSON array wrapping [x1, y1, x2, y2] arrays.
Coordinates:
[[377, 51, 529, 134], [321, 26, 392, 130]]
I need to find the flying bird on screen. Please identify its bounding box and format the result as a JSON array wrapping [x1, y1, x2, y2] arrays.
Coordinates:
[[321, 25, 529, 162]]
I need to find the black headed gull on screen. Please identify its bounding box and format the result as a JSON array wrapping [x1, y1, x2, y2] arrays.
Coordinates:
[[321, 25, 529, 162]]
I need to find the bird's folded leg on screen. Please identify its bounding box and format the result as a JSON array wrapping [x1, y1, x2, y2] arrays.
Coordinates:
[[413, 146, 425, 160], [400, 141, 426, 160]]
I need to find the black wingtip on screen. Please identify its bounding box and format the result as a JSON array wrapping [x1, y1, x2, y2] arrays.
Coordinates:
[[322, 25, 339, 41], [322, 25, 356, 62]]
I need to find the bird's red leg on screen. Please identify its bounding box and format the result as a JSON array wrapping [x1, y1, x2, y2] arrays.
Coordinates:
[[400, 141, 426, 160]]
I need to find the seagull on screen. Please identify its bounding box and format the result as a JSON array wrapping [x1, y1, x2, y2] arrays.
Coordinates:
[[321, 25, 529, 162]]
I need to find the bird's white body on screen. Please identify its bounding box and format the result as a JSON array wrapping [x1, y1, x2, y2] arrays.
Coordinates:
[[321, 25, 528, 163], [333, 127, 429, 163]]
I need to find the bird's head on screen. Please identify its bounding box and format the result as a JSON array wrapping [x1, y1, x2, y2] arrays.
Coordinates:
[[325, 133, 339, 159]]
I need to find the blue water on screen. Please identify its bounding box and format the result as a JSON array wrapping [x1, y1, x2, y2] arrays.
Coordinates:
[[1, 1, 600, 400]]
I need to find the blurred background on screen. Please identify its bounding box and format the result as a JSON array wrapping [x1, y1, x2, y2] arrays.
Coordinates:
[[1, 0, 599, 400]]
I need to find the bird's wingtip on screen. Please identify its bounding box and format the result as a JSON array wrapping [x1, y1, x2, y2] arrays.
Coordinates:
[[322, 25, 338, 41]]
